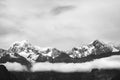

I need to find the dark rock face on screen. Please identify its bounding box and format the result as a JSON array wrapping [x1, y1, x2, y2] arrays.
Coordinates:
[[53, 52, 72, 63], [0, 65, 17, 80], [92, 40, 113, 54], [0, 49, 7, 58], [0, 54, 31, 67]]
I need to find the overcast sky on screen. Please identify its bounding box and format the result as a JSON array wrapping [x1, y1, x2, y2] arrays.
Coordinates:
[[0, 0, 120, 50]]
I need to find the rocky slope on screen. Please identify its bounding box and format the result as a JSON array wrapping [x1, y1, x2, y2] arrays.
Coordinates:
[[0, 40, 120, 65]]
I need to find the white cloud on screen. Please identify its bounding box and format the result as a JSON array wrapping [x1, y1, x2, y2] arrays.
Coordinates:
[[31, 55, 120, 72], [0, 0, 120, 50], [2, 62, 27, 71], [31, 62, 92, 72]]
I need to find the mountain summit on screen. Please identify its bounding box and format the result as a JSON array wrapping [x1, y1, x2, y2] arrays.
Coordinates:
[[0, 40, 120, 64], [7, 40, 61, 62], [67, 40, 115, 58]]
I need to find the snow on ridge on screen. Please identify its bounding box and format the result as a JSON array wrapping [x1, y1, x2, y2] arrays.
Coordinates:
[[9, 40, 30, 48], [8, 40, 56, 62]]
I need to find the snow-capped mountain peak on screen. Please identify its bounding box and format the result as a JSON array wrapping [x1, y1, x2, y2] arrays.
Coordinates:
[[92, 40, 105, 48], [7, 40, 61, 62], [0, 40, 120, 64], [107, 42, 120, 52], [91, 40, 113, 53], [7, 40, 40, 62], [68, 40, 118, 58], [68, 44, 95, 58], [9, 40, 32, 51]]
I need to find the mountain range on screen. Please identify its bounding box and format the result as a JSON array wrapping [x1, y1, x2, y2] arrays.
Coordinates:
[[0, 40, 120, 66]]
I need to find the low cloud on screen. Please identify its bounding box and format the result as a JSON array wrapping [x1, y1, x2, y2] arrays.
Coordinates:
[[1, 62, 27, 71], [31, 55, 120, 72], [31, 62, 92, 72]]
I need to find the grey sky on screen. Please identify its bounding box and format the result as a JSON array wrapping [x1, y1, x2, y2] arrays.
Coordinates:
[[0, 0, 120, 50]]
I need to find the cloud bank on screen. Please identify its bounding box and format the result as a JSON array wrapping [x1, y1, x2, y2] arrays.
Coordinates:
[[1, 62, 27, 71], [0, 0, 120, 50], [31, 55, 120, 72]]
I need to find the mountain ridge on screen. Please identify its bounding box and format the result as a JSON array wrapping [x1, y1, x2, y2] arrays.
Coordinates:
[[0, 40, 120, 66]]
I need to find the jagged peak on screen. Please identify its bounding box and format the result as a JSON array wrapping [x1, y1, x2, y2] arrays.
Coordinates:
[[34, 46, 50, 51], [0, 40, 120, 63], [10, 40, 55, 50], [33, 46, 57, 52], [8, 40, 60, 59], [71, 40, 103, 50], [92, 39, 105, 45], [91, 40, 106, 48], [10, 40, 31, 48]]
